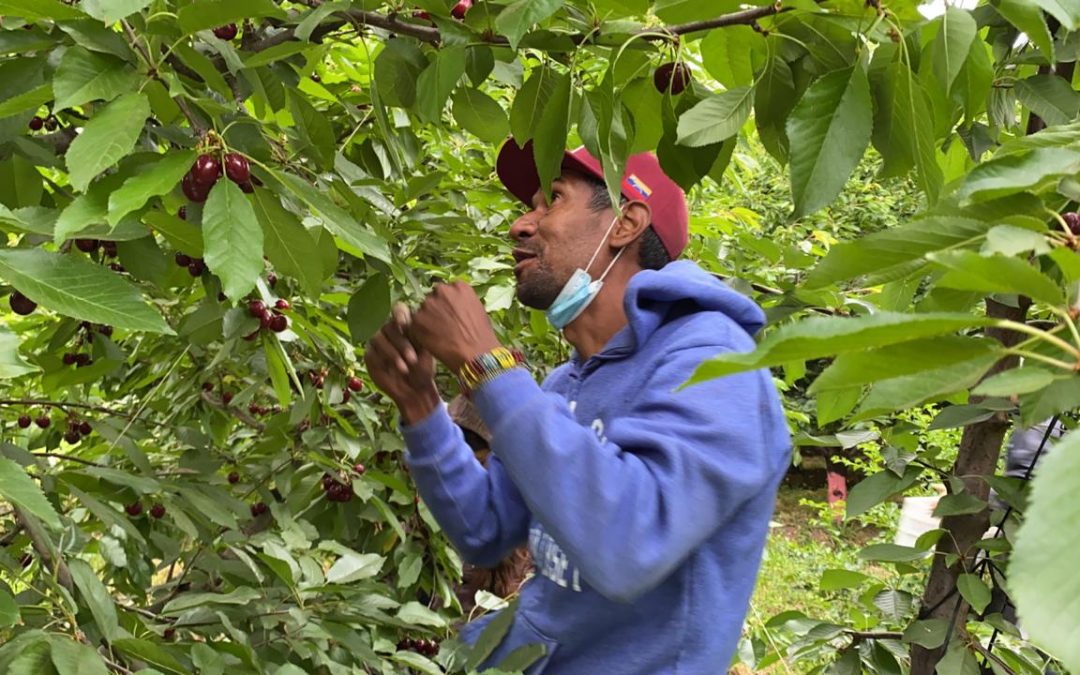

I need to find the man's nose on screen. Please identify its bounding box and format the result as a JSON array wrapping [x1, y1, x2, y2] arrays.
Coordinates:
[[509, 212, 538, 243]]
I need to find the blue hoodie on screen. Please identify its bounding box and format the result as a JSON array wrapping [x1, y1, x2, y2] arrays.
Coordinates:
[[402, 260, 791, 674]]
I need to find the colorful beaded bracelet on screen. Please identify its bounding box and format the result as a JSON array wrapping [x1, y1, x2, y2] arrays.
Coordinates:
[[457, 347, 527, 394]]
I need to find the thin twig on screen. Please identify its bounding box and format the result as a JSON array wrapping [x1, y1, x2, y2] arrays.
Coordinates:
[[847, 630, 905, 640], [971, 638, 1017, 674], [32, 452, 107, 468]]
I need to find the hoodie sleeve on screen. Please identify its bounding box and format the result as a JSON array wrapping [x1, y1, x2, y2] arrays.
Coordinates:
[[471, 346, 790, 603], [402, 407, 531, 567]]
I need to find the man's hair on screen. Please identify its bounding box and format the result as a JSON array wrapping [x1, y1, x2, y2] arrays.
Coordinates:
[[582, 176, 671, 271]]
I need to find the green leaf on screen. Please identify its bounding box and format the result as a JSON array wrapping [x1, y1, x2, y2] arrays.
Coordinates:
[[176, 0, 286, 36], [79, 0, 152, 22], [242, 41, 312, 69], [820, 568, 870, 591], [1011, 427, 1080, 672], [0, 588, 18, 628], [676, 87, 753, 147], [1029, 0, 1080, 30], [902, 619, 949, 649], [804, 216, 998, 288], [855, 354, 999, 418], [956, 147, 1080, 203], [296, 1, 349, 41], [0, 0, 83, 20], [995, 0, 1055, 61], [1015, 74, 1080, 127], [142, 211, 203, 257], [927, 251, 1065, 307], [653, 0, 741, 22], [754, 56, 796, 162], [700, 26, 759, 89], [787, 65, 873, 218], [872, 56, 943, 203], [65, 92, 149, 192], [531, 72, 572, 202], [0, 83, 52, 120], [415, 45, 466, 124], [0, 328, 37, 379], [495, 0, 563, 50], [465, 601, 518, 670], [847, 466, 923, 518], [52, 47, 137, 111], [452, 87, 510, 143], [972, 367, 1057, 396], [106, 150, 196, 226], [0, 249, 171, 333], [49, 637, 109, 675], [68, 559, 120, 642], [348, 273, 391, 343], [253, 191, 322, 298], [810, 336, 1000, 393], [873, 589, 914, 622], [956, 573, 992, 614], [162, 587, 261, 614], [111, 639, 186, 674], [373, 40, 427, 109], [510, 65, 558, 144], [494, 643, 548, 672], [274, 172, 391, 263], [858, 543, 929, 563], [0, 457, 61, 530], [686, 312, 993, 384], [202, 180, 264, 301], [326, 551, 384, 584], [932, 7, 978, 94], [933, 493, 988, 517], [288, 91, 335, 170], [396, 601, 448, 628]]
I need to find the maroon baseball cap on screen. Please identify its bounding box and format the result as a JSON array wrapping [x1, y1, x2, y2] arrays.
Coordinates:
[[496, 139, 689, 259]]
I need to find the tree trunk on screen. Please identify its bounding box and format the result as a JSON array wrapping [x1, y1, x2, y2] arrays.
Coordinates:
[[910, 297, 1029, 673]]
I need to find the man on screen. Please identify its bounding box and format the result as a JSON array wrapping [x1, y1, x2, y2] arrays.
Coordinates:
[[364, 141, 791, 673]]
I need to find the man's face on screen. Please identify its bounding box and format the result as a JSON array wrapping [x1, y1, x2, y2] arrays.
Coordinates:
[[509, 171, 608, 310]]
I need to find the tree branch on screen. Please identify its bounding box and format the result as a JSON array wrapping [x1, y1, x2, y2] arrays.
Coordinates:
[[847, 630, 905, 641], [0, 399, 168, 427]]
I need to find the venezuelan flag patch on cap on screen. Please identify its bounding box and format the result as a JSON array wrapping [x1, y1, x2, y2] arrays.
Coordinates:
[[625, 174, 653, 200]]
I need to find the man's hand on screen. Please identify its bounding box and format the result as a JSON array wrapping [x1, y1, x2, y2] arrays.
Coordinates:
[[408, 281, 501, 372], [364, 303, 440, 425]]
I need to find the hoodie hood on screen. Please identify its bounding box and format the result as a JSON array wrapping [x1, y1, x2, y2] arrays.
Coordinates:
[[620, 260, 766, 353]]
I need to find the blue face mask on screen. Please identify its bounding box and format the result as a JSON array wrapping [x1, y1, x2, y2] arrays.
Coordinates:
[[546, 216, 626, 330]]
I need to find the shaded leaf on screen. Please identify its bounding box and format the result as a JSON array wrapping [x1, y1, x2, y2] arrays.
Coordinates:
[[65, 92, 149, 192], [202, 180, 264, 301], [0, 456, 61, 530]]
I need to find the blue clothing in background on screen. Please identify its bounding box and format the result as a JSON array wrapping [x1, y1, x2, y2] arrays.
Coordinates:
[[403, 260, 792, 674]]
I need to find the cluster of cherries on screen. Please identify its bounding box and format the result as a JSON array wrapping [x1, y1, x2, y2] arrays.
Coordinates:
[[397, 636, 440, 657], [247, 402, 283, 417], [173, 252, 208, 277], [248, 299, 290, 334], [1063, 212, 1079, 233], [321, 472, 355, 503], [61, 417, 93, 445], [250, 502, 269, 517], [15, 412, 52, 430], [125, 500, 167, 519], [181, 152, 254, 203], [61, 322, 113, 367], [75, 238, 118, 257], [27, 115, 58, 132]]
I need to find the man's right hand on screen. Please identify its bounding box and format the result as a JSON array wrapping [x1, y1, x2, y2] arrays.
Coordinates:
[[364, 303, 440, 425]]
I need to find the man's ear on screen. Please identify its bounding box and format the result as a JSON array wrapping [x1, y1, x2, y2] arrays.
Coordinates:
[[609, 201, 652, 248]]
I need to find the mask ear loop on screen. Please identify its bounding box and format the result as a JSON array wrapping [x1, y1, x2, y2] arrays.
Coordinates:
[[584, 215, 625, 280]]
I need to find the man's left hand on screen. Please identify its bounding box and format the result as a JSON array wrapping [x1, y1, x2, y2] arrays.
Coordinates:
[[407, 281, 502, 373]]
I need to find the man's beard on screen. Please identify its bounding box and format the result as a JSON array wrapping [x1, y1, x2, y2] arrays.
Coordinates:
[[515, 257, 566, 310]]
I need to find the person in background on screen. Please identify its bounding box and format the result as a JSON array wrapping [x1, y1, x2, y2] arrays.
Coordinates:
[[447, 395, 532, 614]]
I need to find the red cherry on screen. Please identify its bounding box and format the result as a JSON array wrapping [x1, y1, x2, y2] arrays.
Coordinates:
[[249, 299, 267, 317], [268, 314, 288, 332], [187, 259, 206, 277], [178, 206, 187, 220], [267, 272, 278, 287], [341, 390, 351, 404], [250, 501, 268, 517], [125, 501, 143, 516], [239, 181, 255, 194], [451, 0, 472, 19], [353, 463, 365, 475], [75, 238, 99, 253], [653, 62, 692, 94], [43, 116, 57, 131], [413, 10, 431, 21], [150, 503, 166, 519], [17, 415, 31, 429], [28, 116, 43, 131], [202, 381, 214, 392], [228, 471, 240, 484], [75, 353, 91, 367], [1063, 212, 1080, 235], [182, 174, 210, 203], [98, 325, 113, 337], [64, 430, 81, 444], [213, 23, 238, 40], [347, 376, 363, 392], [248, 402, 260, 415], [175, 252, 192, 267], [224, 153, 251, 184], [79, 421, 92, 435], [62, 352, 77, 365], [163, 627, 176, 640], [259, 311, 273, 329], [222, 391, 233, 405], [35, 415, 50, 429], [9, 291, 36, 316], [109, 263, 125, 273], [191, 154, 222, 186], [275, 299, 290, 311], [101, 241, 117, 257]]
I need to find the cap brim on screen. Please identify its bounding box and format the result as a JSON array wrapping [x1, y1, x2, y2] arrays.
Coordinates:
[[496, 139, 601, 206]]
